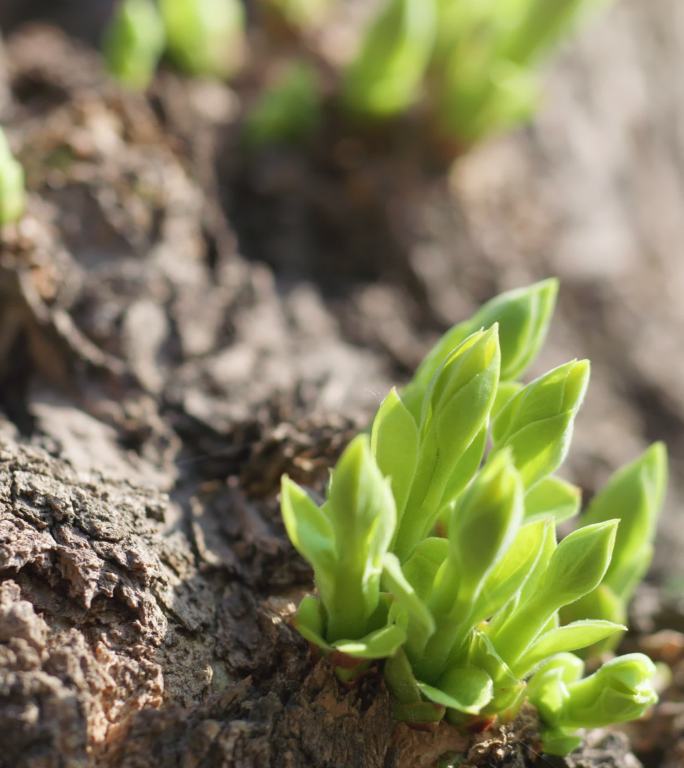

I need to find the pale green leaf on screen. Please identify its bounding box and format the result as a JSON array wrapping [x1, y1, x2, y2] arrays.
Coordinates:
[[382, 553, 435, 654], [333, 622, 406, 659], [418, 667, 493, 714], [515, 620, 626, 676], [524, 476, 581, 523], [582, 443, 667, 599], [474, 519, 548, 622], [281, 476, 336, 608]]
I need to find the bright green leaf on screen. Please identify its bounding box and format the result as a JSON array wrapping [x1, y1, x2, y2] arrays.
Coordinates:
[[473, 519, 548, 622], [395, 327, 500, 560], [281, 476, 336, 609], [403, 279, 558, 418], [446, 450, 524, 605], [524, 476, 581, 524], [490, 521, 618, 666], [492, 360, 590, 487], [371, 387, 419, 520]]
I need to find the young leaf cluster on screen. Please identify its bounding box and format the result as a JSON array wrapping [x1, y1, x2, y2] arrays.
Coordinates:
[[0, 127, 26, 227], [281, 279, 664, 755], [103, 0, 611, 151], [104, 0, 245, 88], [343, 0, 611, 142]]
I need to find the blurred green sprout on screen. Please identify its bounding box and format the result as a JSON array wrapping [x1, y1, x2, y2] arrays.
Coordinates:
[[0, 128, 26, 226], [243, 63, 321, 149], [342, 0, 436, 119], [343, 0, 613, 142], [160, 0, 245, 78], [104, 0, 165, 89], [105, 0, 245, 87], [281, 279, 663, 754], [102, 0, 612, 149]]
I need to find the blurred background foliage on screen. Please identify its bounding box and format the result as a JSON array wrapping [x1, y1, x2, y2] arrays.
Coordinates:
[[96, 0, 612, 152]]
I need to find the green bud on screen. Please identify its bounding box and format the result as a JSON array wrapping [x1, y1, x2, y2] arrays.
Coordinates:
[[282, 435, 396, 644], [447, 450, 524, 604], [428, 326, 500, 415], [527, 652, 585, 724], [561, 654, 658, 728], [325, 435, 397, 640], [160, 0, 245, 78], [394, 327, 500, 560], [469, 630, 526, 715], [416, 452, 523, 682], [243, 63, 321, 150], [492, 360, 590, 487], [490, 521, 617, 667], [530, 652, 656, 755], [403, 279, 557, 419], [103, 0, 165, 89], [513, 517, 557, 611], [342, 0, 436, 119], [582, 443, 667, 599], [538, 521, 618, 609]]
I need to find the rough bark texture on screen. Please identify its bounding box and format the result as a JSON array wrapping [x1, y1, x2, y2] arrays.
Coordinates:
[[1, 1, 683, 766]]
